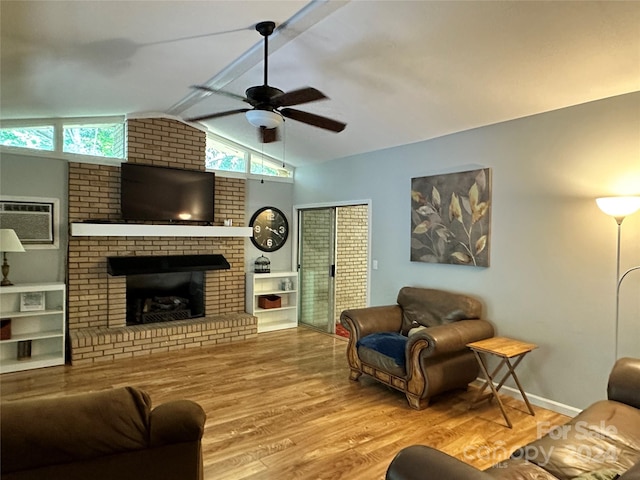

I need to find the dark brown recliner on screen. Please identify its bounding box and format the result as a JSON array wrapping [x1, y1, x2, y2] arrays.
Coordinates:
[[340, 287, 494, 409], [1, 386, 206, 480]]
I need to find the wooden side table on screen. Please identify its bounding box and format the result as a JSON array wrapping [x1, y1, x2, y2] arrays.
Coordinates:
[[466, 336, 538, 428]]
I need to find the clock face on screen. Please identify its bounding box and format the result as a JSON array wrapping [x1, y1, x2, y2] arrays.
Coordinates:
[[249, 207, 289, 252]]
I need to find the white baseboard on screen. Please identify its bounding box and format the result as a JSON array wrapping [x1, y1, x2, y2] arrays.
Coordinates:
[[470, 379, 582, 417]]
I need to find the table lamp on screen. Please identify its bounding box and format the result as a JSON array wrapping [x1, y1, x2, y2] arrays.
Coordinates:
[[0, 229, 26, 286], [595, 196, 640, 359]]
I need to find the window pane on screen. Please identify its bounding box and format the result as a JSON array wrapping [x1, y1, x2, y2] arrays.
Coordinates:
[[206, 137, 246, 172], [0, 126, 54, 151], [250, 154, 293, 178], [63, 123, 125, 158]]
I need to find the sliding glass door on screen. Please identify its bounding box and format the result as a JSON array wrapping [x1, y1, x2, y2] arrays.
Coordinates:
[[298, 208, 336, 333]]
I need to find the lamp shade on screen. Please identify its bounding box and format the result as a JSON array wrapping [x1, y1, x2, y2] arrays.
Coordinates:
[[596, 196, 640, 219], [0, 229, 25, 252], [245, 110, 283, 129]]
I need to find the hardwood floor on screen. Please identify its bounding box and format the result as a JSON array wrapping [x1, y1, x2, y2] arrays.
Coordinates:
[[1, 327, 569, 479]]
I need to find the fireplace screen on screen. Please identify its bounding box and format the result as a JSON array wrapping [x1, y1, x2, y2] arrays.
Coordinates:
[[126, 271, 205, 325]]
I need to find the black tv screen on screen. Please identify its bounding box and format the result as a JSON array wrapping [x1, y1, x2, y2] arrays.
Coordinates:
[[121, 163, 215, 223]]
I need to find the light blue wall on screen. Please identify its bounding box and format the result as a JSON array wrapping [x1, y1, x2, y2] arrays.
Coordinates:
[[0, 153, 68, 283], [293, 92, 640, 409]]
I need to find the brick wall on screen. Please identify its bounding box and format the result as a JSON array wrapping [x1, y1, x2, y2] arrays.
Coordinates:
[[335, 205, 368, 322], [67, 118, 256, 365]]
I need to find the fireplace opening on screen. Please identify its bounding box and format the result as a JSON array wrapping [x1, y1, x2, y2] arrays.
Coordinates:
[[126, 271, 204, 325]]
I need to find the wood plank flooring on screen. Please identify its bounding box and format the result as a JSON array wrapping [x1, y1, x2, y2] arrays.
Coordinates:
[[1, 327, 569, 479]]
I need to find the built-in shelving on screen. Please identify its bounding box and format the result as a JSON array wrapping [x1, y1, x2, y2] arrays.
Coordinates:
[[246, 272, 298, 333], [70, 223, 252, 238], [0, 282, 66, 374]]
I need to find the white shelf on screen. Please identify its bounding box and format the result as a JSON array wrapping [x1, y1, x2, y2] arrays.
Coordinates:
[[1, 353, 64, 374], [0, 282, 66, 374], [0, 309, 63, 319], [1, 330, 63, 343], [246, 271, 298, 333], [70, 223, 253, 238], [255, 305, 297, 313]]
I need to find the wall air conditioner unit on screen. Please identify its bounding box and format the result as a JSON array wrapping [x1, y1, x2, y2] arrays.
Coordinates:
[[0, 200, 55, 245]]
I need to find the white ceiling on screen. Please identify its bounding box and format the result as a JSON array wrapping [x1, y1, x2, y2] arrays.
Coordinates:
[[2, 1, 639, 167]]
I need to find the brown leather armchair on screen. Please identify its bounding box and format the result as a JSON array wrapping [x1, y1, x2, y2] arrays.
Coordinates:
[[340, 287, 494, 409]]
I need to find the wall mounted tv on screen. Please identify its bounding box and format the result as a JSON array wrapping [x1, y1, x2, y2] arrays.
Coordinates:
[[121, 163, 215, 223]]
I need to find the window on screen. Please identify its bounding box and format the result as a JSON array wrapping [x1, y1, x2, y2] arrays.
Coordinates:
[[250, 154, 293, 178], [0, 117, 126, 163], [63, 123, 125, 159], [0, 125, 54, 151], [205, 137, 247, 173], [205, 135, 294, 180]]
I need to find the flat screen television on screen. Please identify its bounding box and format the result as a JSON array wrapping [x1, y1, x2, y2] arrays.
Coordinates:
[[121, 163, 215, 223]]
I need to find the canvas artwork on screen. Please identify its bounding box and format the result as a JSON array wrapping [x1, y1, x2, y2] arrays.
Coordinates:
[[411, 168, 492, 267]]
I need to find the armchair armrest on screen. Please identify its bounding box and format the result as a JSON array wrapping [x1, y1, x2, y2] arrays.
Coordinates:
[[608, 357, 640, 409], [386, 445, 491, 480], [406, 319, 494, 358], [340, 305, 403, 340], [150, 400, 206, 447]]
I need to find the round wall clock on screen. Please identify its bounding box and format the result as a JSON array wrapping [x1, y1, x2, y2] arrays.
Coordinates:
[[249, 206, 289, 252]]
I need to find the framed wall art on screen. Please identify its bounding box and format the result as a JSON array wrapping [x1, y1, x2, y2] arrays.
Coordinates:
[[411, 168, 492, 267]]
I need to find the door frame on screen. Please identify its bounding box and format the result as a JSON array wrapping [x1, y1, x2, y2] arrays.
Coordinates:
[[292, 199, 372, 317]]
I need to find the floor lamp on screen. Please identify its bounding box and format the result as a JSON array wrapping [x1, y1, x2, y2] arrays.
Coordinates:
[[596, 196, 640, 360]]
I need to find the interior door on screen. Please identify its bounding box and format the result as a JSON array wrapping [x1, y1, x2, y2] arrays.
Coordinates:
[[298, 208, 336, 333]]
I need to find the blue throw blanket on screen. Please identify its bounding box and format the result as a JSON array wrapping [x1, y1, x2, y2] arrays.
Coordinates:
[[357, 332, 407, 367]]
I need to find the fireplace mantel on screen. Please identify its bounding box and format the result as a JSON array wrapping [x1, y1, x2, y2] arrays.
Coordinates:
[[70, 222, 252, 238]]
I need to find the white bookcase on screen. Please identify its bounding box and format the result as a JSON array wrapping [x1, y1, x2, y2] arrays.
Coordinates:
[[246, 272, 298, 333], [0, 283, 66, 373]]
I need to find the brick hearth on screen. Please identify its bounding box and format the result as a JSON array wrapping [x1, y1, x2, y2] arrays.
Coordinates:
[[67, 118, 256, 365]]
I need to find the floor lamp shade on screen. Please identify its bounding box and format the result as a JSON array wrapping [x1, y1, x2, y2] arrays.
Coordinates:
[[0, 229, 25, 286], [596, 196, 640, 223]]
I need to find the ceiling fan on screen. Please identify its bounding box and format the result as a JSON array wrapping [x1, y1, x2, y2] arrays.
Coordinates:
[[187, 21, 346, 143]]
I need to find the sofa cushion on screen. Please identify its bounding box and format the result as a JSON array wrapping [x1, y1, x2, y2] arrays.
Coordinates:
[[357, 332, 407, 367], [512, 400, 640, 480], [1, 387, 151, 473], [484, 457, 560, 479], [397, 287, 482, 332], [571, 470, 621, 480]]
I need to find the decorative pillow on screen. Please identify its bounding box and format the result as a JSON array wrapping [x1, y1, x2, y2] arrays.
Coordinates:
[[571, 470, 620, 480], [357, 332, 407, 367], [397, 287, 482, 330]]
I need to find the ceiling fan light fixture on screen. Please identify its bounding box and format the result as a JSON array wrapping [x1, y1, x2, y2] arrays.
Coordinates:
[[245, 110, 282, 129]]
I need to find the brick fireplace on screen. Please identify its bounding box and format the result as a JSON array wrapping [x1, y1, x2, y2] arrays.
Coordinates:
[[67, 118, 257, 365]]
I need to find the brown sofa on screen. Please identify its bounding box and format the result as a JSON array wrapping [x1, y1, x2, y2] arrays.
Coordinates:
[[1, 386, 206, 480], [386, 357, 640, 480], [340, 287, 494, 409]]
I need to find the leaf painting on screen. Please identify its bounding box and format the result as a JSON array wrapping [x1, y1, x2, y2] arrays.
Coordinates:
[[410, 168, 491, 267]]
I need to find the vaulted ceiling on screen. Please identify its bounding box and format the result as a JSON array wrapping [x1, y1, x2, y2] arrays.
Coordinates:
[[2, 1, 639, 166]]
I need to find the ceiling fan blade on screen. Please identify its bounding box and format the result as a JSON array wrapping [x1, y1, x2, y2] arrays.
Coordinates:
[[187, 108, 249, 122], [271, 87, 327, 107], [190, 85, 248, 103], [259, 126, 279, 144], [280, 108, 346, 133]]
